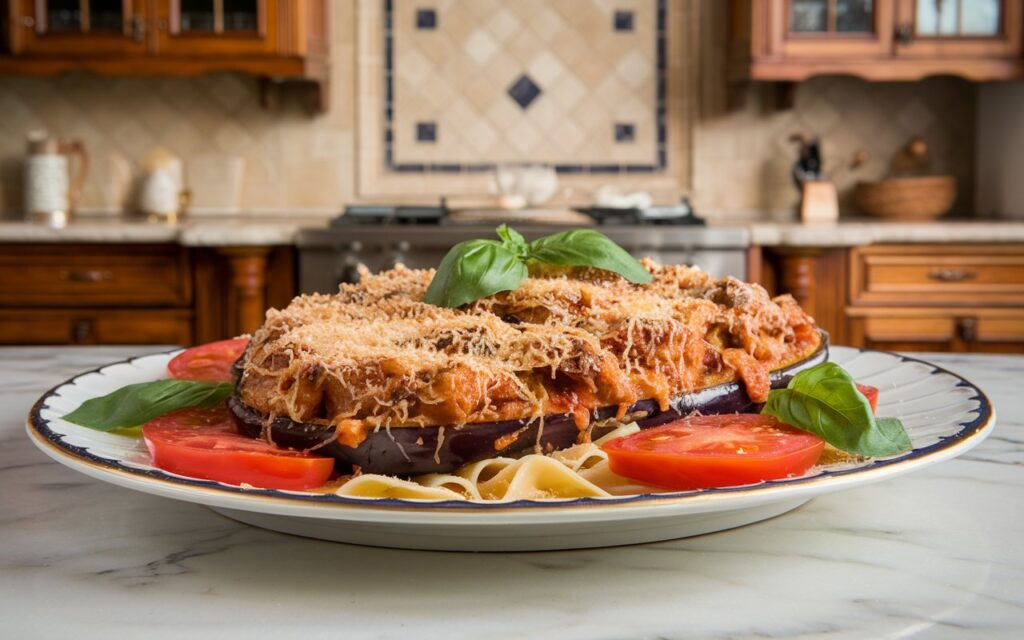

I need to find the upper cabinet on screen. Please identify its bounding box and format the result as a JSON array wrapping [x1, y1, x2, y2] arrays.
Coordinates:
[[10, 0, 149, 56], [734, 0, 1024, 81], [894, 0, 1021, 58], [2, 0, 330, 110], [153, 0, 276, 56]]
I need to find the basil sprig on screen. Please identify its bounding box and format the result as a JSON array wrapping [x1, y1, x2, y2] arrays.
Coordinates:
[[761, 362, 912, 457], [62, 379, 233, 431], [423, 225, 652, 308]]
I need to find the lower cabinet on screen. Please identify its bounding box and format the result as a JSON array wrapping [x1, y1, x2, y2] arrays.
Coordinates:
[[847, 308, 1024, 354], [765, 243, 1024, 354], [0, 244, 296, 346], [0, 309, 193, 345]]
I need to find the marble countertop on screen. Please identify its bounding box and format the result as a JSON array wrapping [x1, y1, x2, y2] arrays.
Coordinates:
[[2, 346, 1022, 639], [744, 219, 1024, 247], [2, 215, 1024, 247], [0, 215, 331, 246]]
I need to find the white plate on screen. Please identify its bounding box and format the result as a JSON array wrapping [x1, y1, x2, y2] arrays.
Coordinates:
[[26, 347, 994, 551]]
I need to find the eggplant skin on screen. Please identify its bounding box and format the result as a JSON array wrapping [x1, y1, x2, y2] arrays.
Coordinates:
[[229, 337, 829, 476]]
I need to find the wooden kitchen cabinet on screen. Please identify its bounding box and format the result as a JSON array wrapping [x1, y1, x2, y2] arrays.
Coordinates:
[[849, 244, 1024, 306], [1, 0, 329, 110], [0, 244, 195, 345], [764, 243, 1024, 353], [7, 0, 149, 56], [733, 0, 1024, 81], [0, 243, 296, 346], [0, 244, 192, 307], [152, 0, 276, 57], [847, 307, 1024, 352]]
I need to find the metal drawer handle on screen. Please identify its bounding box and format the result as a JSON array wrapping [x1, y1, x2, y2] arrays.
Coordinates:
[[62, 270, 113, 283], [927, 269, 977, 282]]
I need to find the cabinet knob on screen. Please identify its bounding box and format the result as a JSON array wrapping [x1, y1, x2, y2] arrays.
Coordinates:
[[336, 263, 362, 285], [131, 16, 146, 42], [71, 319, 95, 344], [895, 23, 913, 46], [957, 317, 977, 343], [21, 15, 35, 28]]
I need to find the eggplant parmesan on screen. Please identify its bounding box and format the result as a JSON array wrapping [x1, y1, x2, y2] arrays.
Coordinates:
[[229, 261, 825, 475]]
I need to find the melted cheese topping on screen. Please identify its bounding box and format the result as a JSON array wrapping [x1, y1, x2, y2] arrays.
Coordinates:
[[237, 261, 820, 442]]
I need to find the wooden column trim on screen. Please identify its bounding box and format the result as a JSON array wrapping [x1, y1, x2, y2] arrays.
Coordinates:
[[220, 247, 270, 336], [775, 248, 821, 317]]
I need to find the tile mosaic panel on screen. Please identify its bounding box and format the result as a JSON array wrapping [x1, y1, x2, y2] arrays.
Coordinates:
[[385, 0, 666, 174]]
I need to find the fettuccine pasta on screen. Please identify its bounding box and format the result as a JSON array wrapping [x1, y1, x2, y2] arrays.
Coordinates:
[[334, 423, 665, 502]]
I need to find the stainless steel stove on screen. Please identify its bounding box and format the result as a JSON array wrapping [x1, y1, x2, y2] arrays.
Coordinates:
[[297, 205, 749, 295]]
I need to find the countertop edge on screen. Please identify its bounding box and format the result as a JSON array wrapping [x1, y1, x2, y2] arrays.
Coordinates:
[[2, 218, 1024, 247]]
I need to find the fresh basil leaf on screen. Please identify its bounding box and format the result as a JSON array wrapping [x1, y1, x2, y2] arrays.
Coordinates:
[[422, 239, 528, 308], [496, 224, 528, 258], [62, 379, 233, 431], [527, 229, 652, 284], [761, 362, 912, 457], [875, 417, 913, 453]]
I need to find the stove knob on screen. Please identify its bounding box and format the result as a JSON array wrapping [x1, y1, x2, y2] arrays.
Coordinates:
[[337, 263, 362, 285], [389, 241, 411, 267]]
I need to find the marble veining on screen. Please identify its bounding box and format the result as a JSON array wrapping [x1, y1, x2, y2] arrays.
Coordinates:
[[2, 346, 1023, 639]]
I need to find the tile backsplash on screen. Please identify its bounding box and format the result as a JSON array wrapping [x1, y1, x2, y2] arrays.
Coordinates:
[[0, 1, 977, 219], [693, 76, 976, 219], [385, 0, 664, 173]]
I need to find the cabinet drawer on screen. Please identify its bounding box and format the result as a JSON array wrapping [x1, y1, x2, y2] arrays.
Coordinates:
[[0, 309, 193, 345], [0, 245, 192, 307], [847, 307, 1024, 353], [850, 245, 1024, 306]]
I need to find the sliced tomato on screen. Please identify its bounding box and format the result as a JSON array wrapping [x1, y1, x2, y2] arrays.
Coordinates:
[[856, 383, 879, 413], [142, 407, 333, 491], [602, 414, 825, 491], [167, 338, 249, 382]]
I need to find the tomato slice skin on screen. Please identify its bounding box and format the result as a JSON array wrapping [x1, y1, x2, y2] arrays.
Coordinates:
[[856, 383, 879, 413], [602, 414, 825, 491], [167, 338, 249, 382], [142, 407, 333, 491]]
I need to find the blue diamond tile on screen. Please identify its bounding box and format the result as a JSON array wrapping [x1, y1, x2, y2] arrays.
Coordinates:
[[416, 8, 436, 29], [614, 10, 634, 31], [507, 74, 541, 110], [614, 122, 635, 142], [416, 121, 437, 142]]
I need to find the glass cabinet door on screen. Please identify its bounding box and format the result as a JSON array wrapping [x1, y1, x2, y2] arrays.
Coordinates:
[[790, 0, 876, 33], [155, 0, 275, 55], [896, 0, 1022, 57], [10, 0, 148, 55], [770, 0, 895, 58]]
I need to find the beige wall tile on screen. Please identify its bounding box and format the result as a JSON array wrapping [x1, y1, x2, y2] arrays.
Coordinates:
[[0, 0, 975, 219]]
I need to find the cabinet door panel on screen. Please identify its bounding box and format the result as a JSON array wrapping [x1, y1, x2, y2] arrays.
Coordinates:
[[895, 0, 1022, 57], [0, 308, 193, 345], [153, 0, 277, 56], [849, 244, 1024, 306], [848, 308, 1024, 353], [9, 0, 148, 55], [768, 0, 895, 58], [0, 245, 192, 307]]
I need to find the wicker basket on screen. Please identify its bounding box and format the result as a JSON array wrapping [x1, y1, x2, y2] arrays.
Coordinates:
[[853, 176, 956, 220]]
